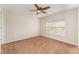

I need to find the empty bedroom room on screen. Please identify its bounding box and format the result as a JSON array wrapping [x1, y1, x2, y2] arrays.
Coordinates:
[[0, 4, 79, 54]]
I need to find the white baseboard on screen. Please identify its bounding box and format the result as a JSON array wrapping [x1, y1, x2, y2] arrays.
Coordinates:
[[2, 33, 39, 44], [2, 33, 77, 46], [41, 34, 77, 46]]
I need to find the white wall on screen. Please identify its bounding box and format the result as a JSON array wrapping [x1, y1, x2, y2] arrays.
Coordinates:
[[0, 16, 1, 45], [65, 8, 78, 45], [15, 11, 39, 40], [40, 8, 78, 45], [0, 9, 1, 52], [78, 7, 79, 47], [2, 10, 40, 44]]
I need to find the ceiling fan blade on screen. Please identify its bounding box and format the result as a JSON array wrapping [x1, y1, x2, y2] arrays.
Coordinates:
[[29, 10, 37, 12], [34, 4, 40, 10], [42, 6, 50, 10]]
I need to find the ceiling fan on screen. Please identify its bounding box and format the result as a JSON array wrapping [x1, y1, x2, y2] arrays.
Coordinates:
[[29, 4, 50, 15]]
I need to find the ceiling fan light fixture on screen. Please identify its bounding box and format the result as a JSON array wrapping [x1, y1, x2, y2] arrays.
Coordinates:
[[29, 4, 50, 15], [37, 10, 41, 13]]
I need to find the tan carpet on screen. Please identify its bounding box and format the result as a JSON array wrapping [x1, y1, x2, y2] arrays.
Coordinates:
[[1, 36, 79, 54]]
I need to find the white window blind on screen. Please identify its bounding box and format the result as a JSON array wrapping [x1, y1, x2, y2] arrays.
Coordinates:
[[46, 21, 65, 36]]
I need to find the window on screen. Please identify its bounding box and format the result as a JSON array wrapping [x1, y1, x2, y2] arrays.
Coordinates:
[[46, 21, 65, 36]]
